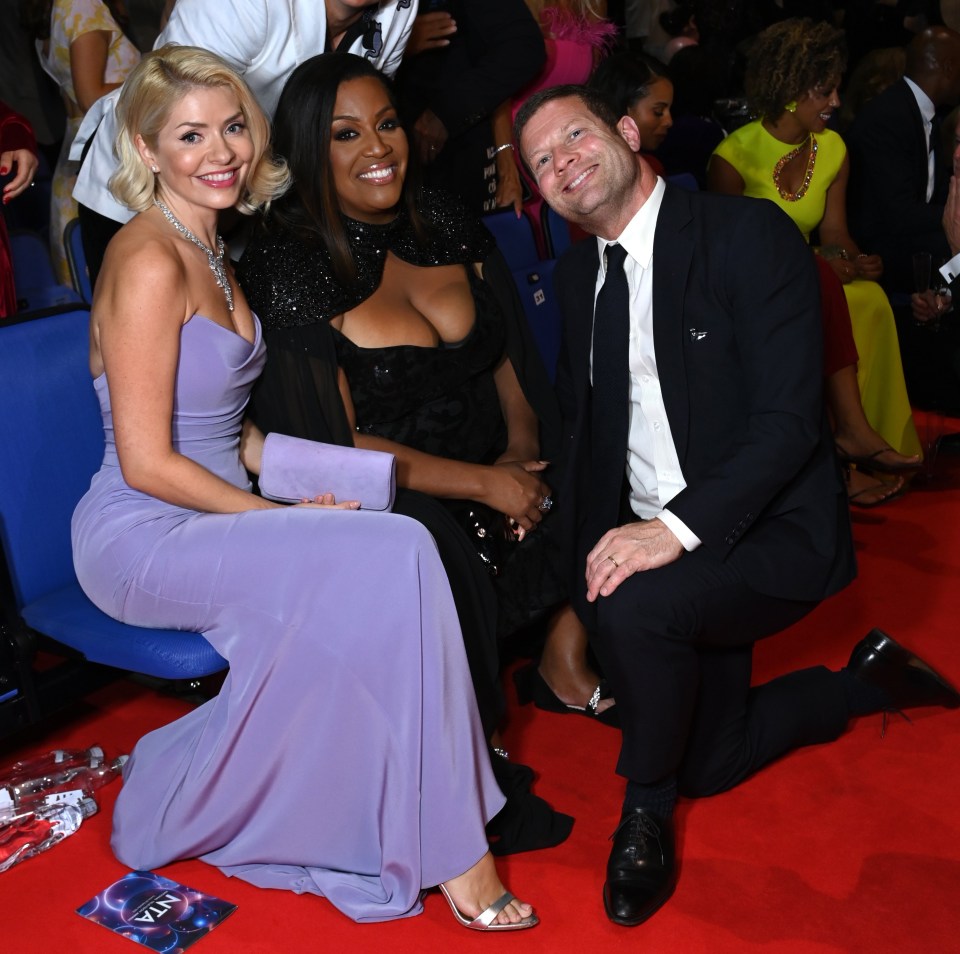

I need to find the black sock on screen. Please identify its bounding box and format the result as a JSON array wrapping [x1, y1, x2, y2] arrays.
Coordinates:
[[622, 777, 677, 820], [840, 666, 893, 716]]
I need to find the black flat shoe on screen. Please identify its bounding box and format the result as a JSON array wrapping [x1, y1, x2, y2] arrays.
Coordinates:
[[513, 662, 620, 728], [848, 628, 960, 711], [603, 808, 676, 927]]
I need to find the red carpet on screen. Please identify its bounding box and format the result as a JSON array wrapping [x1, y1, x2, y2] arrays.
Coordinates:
[[5, 420, 960, 953]]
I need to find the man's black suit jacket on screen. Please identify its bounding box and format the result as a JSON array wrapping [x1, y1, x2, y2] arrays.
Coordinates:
[[846, 78, 951, 290], [551, 186, 856, 620]]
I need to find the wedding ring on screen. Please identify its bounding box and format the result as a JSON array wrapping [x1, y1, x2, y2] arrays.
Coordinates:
[[538, 495, 553, 512], [608, 555, 619, 568]]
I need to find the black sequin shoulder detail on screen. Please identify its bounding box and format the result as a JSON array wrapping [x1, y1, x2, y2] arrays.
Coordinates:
[[237, 188, 496, 329]]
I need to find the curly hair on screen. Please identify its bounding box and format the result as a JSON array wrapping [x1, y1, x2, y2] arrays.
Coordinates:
[[744, 18, 847, 119]]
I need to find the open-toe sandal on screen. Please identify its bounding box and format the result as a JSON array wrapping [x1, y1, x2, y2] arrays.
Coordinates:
[[835, 443, 922, 474], [513, 662, 620, 728], [438, 884, 539, 931], [847, 473, 906, 508]]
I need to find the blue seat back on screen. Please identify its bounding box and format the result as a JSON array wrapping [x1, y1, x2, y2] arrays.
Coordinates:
[[64, 218, 93, 304], [482, 209, 541, 269], [0, 309, 103, 609], [9, 229, 57, 291], [510, 259, 563, 381], [9, 230, 83, 314], [541, 204, 573, 259]]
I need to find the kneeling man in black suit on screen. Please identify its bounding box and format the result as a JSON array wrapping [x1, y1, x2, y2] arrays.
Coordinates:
[[515, 84, 960, 927]]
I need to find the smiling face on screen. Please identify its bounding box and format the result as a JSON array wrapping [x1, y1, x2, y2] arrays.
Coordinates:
[[137, 85, 253, 218], [627, 77, 674, 150], [520, 94, 645, 238], [794, 80, 841, 133], [329, 75, 408, 224]]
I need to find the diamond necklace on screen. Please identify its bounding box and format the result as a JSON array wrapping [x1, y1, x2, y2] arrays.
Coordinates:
[[154, 198, 234, 311]]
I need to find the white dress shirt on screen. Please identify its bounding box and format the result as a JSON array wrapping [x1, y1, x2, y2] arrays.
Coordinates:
[[904, 76, 937, 203], [70, 0, 418, 223], [592, 176, 701, 551]]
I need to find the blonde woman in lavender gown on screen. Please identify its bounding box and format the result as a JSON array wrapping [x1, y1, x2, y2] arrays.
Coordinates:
[[70, 44, 537, 932]]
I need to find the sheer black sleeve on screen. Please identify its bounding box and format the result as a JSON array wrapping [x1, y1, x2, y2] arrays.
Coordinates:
[[237, 227, 354, 446]]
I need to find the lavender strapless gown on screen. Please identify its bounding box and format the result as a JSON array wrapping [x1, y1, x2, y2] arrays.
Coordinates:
[[71, 315, 504, 922]]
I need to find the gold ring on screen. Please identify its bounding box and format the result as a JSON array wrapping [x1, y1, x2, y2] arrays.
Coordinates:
[[608, 556, 619, 568]]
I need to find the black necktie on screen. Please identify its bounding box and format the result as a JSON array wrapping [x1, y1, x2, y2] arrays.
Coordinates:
[[588, 242, 631, 541]]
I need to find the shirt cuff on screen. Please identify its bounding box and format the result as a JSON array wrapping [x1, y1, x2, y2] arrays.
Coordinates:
[[657, 509, 701, 552], [939, 251, 960, 284]]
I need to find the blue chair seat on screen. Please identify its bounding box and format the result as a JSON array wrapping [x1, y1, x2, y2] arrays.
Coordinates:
[[22, 584, 226, 680]]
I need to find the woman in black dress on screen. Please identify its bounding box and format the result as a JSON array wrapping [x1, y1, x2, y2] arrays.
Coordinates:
[[238, 53, 617, 854]]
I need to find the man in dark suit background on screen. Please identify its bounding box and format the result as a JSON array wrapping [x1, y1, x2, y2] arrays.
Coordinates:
[[847, 26, 960, 416], [514, 84, 960, 927], [847, 26, 960, 294]]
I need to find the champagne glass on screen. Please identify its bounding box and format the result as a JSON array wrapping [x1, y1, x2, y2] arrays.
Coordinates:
[[911, 250, 950, 331], [932, 269, 953, 324]]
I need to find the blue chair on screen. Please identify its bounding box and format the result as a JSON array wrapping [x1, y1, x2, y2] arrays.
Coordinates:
[[482, 209, 541, 270], [510, 259, 563, 381], [0, 309, 226, 738], [63, 218, 93, 304], [541, 204, 573, 259], [9, 229, 83, 314]]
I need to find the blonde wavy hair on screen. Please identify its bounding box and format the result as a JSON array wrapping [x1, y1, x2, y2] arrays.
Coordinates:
[[109, 44, 288, 214]]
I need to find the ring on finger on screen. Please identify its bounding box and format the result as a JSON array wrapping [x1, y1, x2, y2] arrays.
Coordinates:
[[538, 495, 553, 512], [607, 555, 619, 568]]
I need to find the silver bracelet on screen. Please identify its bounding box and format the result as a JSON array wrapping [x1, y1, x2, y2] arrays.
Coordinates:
[[494, 142, 514, 154]]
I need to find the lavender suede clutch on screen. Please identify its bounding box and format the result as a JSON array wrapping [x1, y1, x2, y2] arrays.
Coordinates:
[[259, 433, 397, 511]]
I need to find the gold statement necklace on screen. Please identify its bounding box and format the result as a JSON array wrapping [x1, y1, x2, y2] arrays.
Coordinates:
[[772, 134, 818, 202]]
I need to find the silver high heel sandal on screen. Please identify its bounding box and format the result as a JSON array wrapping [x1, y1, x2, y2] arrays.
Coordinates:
[[437, 883, 539, 931]]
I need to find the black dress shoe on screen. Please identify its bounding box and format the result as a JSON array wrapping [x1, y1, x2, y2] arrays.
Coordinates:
[[603, 808, 676, 927], [848, 628, 960, 710]]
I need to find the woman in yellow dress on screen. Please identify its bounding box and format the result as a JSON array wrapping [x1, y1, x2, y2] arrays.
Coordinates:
[[708, 18, 922, 491]]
